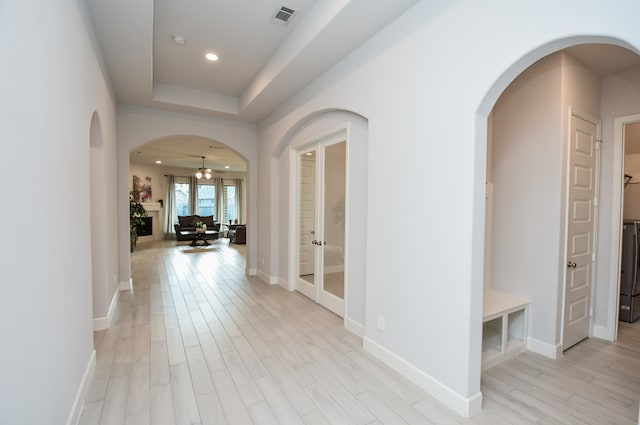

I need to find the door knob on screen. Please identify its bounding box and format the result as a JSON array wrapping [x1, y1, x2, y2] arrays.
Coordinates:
[[567, 261, 577, 268], [311, 240, 317, 245]]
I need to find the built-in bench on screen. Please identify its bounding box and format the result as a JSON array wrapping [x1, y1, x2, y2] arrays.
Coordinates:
[[482, 290, 530, 369]]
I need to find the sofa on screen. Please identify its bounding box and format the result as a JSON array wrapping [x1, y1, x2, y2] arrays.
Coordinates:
[[228, 225, 246, 244], [174, 215, 220, 241]]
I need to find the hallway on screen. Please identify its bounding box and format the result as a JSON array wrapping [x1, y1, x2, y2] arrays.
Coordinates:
[[79, 239, 640, 424]]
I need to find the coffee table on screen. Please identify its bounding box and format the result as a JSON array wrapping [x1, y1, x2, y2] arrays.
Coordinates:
[[181, 230, 219, 246]]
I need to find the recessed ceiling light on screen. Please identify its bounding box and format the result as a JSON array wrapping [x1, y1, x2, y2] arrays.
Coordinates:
[[224, 166, 230, 169], [205, 52, 219, 61], [155, 160, 162, 164], [172, 34, 185, 45], [305, 152, 313, 156]]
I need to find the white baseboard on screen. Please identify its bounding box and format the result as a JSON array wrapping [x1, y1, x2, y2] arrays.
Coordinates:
[[363, 337, 482, 417], [279, 278, 290, 290], [592, 324, 613, 341], [344, 317, 365, 337], [247, 268, 257, 276], [66, 349, 96, 425], [93, 288, 120, 331], [527, 336, 562, 359], [256, 270, 279, 285], [120, 278, 132, 291]]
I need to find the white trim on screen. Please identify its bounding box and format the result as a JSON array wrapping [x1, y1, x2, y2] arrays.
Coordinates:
[[344, 317, 364, 337], [592, 324, 609, 340], [120, 278, 132, 291], [607, 114, 640, 342], [65, 349, 96, 425], [279, 278, 290, 290], [527, 336, 562, 359], [256, 270, 278, 285], [363, 337, 482, 417], [93, 288, 120, 331]]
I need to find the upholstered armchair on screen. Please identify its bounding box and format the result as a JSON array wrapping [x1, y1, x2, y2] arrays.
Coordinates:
[[229, 225, 246, 244]]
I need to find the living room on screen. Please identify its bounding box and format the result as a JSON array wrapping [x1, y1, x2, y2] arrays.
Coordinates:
[[129, 135, 248, 246]]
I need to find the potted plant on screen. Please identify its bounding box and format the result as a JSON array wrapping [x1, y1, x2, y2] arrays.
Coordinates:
[[130, 188, 148, 252], [195, 221, 206, 233]]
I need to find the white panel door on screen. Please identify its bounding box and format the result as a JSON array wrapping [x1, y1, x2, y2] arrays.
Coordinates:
[[563, 113, 599, 350]]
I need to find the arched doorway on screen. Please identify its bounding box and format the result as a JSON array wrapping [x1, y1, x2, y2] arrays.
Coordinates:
[[476, 40, 640, 371], [128, 135, 249, 249], [276, 110, 369, 334]]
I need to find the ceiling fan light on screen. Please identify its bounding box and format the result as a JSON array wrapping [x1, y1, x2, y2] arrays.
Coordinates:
[[196, 171, 203, 179], [205, 172, 211, 179]]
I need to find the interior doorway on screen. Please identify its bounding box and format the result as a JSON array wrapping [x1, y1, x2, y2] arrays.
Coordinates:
[[608, 115, 640, 341], [293, 135, 347, 317]]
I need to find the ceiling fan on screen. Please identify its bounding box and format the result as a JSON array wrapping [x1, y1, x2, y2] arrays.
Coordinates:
[[196, 156, 211, 179]]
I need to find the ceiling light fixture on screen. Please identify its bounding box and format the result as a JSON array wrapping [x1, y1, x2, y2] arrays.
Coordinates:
[[224, 166, 230, 169], [172, 34, 185, 45], [155, 160, 162, 164], [205, 52, 218, 61], [196, 156, 212, 179]]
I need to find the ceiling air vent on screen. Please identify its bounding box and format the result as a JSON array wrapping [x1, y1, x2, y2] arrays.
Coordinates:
[[272, 5, 297, 26]]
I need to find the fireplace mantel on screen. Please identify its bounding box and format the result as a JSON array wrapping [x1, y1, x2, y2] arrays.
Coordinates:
[[138, 203, 164, 242], [142, 202, 163, 213]]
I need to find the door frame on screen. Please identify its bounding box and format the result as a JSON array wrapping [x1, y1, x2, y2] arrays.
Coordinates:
[[605, 113, 640, 341], [288, 127, 349, 316], [561, 108, 601, 350]]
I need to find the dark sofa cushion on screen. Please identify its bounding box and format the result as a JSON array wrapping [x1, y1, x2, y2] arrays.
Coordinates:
[[198, 215, 215, 227], [178, 215, 195, 227]]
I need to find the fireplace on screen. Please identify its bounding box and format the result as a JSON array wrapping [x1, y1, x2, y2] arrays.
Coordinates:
[[137, 217, 153, 236], [138, 202, 163, 242]]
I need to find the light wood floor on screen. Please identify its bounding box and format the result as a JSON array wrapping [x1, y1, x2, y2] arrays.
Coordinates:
[[79, 239, 640, 425]]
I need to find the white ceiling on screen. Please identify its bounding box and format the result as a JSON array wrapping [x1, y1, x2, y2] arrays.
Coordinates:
[[86, 1, 640, 170], [86, 0, 422, 123], [87, 0, 422, 171]]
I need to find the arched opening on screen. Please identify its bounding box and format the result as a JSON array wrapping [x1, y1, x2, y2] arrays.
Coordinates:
[[274, 109, 369, 334], [475, 39, 640, 378], [128, 135, 249, 253]]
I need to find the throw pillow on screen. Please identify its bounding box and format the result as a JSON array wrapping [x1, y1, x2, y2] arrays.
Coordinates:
[[178, 216, 193, 227]]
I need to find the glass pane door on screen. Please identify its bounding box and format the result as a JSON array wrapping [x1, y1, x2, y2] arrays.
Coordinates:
[[298, 150, 316, 288], [321, 141, 346, 300]]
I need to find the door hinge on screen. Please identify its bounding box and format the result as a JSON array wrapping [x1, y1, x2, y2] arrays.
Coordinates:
[[594, 197, 598, 207], [592, 253, 596, 262], [590, 307, 594, 317]]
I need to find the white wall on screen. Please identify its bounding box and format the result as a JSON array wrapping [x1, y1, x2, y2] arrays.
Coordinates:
[[118, 105, 258, 282], [489, 53, 564, 346], [256, 0, 640, 416], [0, 1, 118, 423]]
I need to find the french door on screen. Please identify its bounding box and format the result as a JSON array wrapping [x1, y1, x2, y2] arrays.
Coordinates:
[[295, 138, 346, 317]]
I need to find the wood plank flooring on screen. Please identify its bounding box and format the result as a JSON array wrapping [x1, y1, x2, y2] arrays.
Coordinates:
[[79, 239, 640, 424]]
